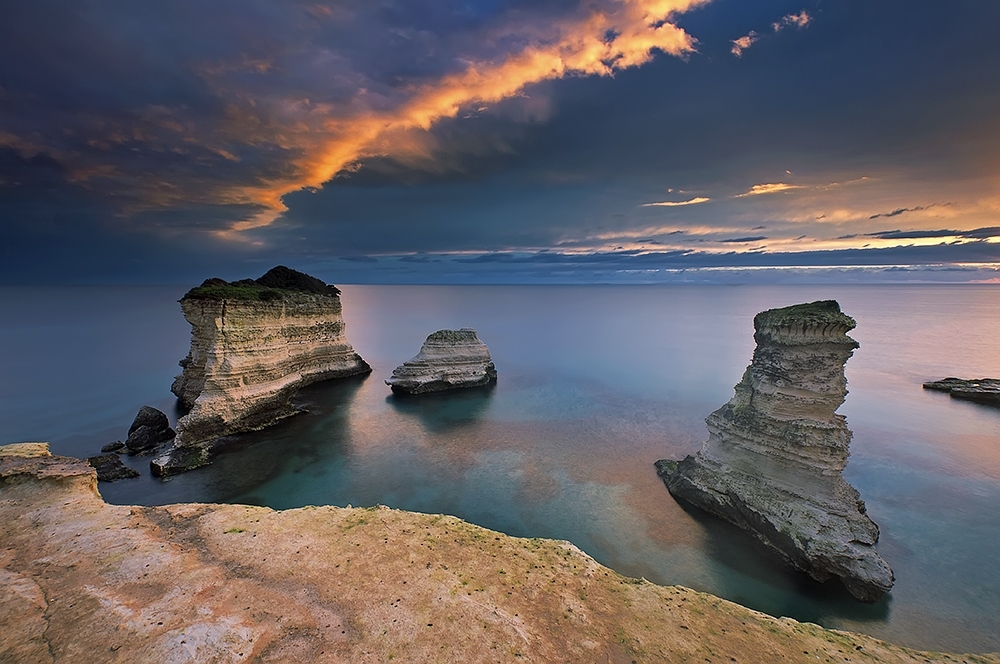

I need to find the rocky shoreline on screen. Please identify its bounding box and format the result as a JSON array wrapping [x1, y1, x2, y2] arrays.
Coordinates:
[[2, 443, 995, 664]]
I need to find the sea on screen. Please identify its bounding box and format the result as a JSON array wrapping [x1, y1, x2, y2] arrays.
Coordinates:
[[1, 283, 998, 653]]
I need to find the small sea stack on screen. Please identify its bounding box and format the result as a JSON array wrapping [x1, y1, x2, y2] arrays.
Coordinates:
[[386, 328, 497, 395], [152, 266, 371, 476], [656, 300, 894, 602], [923, 377, 1000, 407]]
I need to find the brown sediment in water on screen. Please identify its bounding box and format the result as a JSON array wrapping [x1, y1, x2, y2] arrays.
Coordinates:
[[2, 444, 996, 664]]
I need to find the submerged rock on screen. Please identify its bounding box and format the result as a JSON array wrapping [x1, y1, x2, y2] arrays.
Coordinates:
[[386, 328, 497, 395], [100, 440, 125, 453], [124, 406, 175, 454], [153, 266, 370, 476], [657, 300, 894, 602], [923, 377, 1000, 407], [86, 453, 139, 481]]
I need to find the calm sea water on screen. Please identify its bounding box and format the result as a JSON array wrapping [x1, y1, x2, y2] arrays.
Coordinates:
[[2, 284, 999, 653]]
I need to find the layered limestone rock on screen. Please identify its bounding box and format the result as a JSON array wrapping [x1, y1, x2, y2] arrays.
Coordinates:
[[3, 444, 989, 664], [657, 300, 894, 602], [923, 377, 1000, 407], [386, 328, 497, 395], [153, 266, 370, 475]]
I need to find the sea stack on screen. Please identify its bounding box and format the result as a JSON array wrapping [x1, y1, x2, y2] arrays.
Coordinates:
[[656, 300, 894, 602], [386, 328, 497, 395], [152, 266, 371, 475]]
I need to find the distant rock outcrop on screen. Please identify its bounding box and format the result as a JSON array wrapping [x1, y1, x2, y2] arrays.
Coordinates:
[[923, 377, 1000, 407], [152, 266, 370, 476], [386, 328, 497, 395], [124, 406, 175, 454], [656, 300, 894, 602]]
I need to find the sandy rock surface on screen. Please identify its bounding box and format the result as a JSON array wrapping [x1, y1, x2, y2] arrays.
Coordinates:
[[3, 444, 993, 663]]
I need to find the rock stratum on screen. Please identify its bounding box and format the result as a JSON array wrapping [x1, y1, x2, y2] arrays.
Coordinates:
[[386, 328, 497, 395], [3, 444, 993, 664], [923, 377, 1000, 407], [154, 266, 370, 475], [657, 300, 894, 603]]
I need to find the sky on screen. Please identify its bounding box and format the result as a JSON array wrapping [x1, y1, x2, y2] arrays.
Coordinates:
[[1, 0, 999, 284]]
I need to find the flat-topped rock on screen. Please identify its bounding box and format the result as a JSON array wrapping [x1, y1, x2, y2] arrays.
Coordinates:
[[657, 300, 894, 602], [153, 266, 370, 475], [923, 377, 1000, 407], [386, 328, 497, 395]]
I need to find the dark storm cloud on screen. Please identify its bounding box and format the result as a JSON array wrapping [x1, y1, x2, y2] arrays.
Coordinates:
[[866, 227, 1000, 241], [1, 0, 1000, 283], [719, 236, 768, 243]]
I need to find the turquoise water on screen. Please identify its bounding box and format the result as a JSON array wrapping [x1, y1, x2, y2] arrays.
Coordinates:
[[2, 284, 999, 652]]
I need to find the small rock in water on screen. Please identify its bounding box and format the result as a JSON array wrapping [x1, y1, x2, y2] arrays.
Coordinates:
[[101, 440, 125, 453], [923, 377, 1000, 407], [129, 405, 170, 436], [87, 453, 140, 481], [386, 328, 497, 395], [125, 406, 175, 454]]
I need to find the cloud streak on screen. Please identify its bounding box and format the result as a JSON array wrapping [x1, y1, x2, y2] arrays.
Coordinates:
[[641, 196, 711, 207], [734, 182, 803, 197]]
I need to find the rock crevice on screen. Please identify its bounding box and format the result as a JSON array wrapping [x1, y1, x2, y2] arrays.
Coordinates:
[[657, 300, 894, 602]]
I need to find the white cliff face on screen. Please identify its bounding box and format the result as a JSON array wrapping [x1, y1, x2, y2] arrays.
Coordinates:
[[657, 300, 894, 602], [386, 329, 496, 395], [153, 272, 370, 475]]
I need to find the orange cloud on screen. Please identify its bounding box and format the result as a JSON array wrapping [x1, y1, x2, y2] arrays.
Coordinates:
[[218, 0, 709, 236], [731, 32, 759, 57], [734, 183, 803, 197], [641, 196, 711, 207]]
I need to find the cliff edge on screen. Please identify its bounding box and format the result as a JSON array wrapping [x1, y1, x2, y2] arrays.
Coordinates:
[[2, 444, 990, 664], [657, 300, 894, 603], [154, 266, 370, 475]]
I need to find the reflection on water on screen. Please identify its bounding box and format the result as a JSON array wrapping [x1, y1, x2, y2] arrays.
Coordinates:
[[3, 284, 1000, 653]]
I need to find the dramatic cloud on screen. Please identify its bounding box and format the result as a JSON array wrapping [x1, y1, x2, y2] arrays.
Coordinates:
[[641, 197, 711, 207], [0, 0, 709, 239]]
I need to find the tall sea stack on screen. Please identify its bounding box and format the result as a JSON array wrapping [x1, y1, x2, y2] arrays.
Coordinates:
[[656, 300, 893, 602], [152, 266, 370, 475]]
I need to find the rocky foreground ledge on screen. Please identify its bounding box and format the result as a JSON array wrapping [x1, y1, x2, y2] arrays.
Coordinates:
[[2, 444, 994, 663]]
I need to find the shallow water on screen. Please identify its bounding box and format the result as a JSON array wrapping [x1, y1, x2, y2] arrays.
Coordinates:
[[2, 284, 999, 652]]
